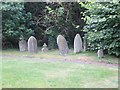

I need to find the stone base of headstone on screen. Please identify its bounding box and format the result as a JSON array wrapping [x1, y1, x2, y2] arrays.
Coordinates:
[[41, 48, 48, 52]]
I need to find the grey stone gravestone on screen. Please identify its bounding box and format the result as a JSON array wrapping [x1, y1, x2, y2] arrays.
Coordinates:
[[83, 36, 87, 51], [57, 35, 69, 55], [74, 34, 83, 53], [19, 39, 27, 52], [41, 43, 48, 52], [97, 49, 104, 58], [28, 36, 37, 53]]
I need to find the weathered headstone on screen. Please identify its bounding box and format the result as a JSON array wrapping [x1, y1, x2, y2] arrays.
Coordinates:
[[28, 36, 37, 53], [74, 34, 83, 53], [41, 43, 48, 52], [97, 49, 104, 58], [19, 39, 27, 52], [57, 35, 69, 55]]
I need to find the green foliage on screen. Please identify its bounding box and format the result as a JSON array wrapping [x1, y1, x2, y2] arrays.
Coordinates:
[[2, 2, 86, 49], [24, 2, 85, 49], [3, 2, 120, 57], [2, 2, 34, 48], [81, 2, 120, 56]]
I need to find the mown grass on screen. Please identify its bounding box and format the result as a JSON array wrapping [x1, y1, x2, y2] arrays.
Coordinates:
[[2, 49, 119, 88], [2, 56, 118, 88]]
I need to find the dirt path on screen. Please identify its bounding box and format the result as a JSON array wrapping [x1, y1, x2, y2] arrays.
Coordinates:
[[2, 54, 119, 68]]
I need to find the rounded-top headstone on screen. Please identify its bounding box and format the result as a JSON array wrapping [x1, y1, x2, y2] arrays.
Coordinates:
[[97, 49, 104, 58], [74, 34, 83, 53], [28, 36, 37, 53], [57, 35, 69, 55]]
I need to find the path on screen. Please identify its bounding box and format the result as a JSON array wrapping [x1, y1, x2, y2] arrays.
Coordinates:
[[2, 54, 119, 68]]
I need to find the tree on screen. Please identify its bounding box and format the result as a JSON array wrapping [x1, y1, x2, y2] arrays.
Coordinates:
[[24, 2, 86, 49], [80, 2, 120, 56], [2, 2, 34, 48]]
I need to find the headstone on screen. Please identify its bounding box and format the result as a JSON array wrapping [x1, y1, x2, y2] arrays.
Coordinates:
[[28, 36, 37, 53], [41, 43, 48, 52], [57, 35, 69, 55], [97, 49, 104, 58], [74, 34, 83, 53], [19, 39, 27, 52], [83, 36, 87, 51]]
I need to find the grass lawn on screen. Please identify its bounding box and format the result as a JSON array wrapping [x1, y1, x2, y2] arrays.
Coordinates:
[[2, 49, 118, 88]]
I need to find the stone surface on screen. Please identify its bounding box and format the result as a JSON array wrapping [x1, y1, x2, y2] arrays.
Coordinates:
[[28, 36, 37, 53], [19, 40, 27, 52], [57, 35, 69, 55], [83, 36, 87, 51], [41, 43, 48, 52], [97, 49, 104, 58], [74, 34, 83, 53]]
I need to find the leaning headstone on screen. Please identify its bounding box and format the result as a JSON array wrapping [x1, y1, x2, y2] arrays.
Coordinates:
[[97, 49, 104, 58], [28, 36, 37, 53], [74, 34, 83, 53], [41, 43, 48, 52], [19, 39, 27, 52], [57, 35, 69, 55]]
